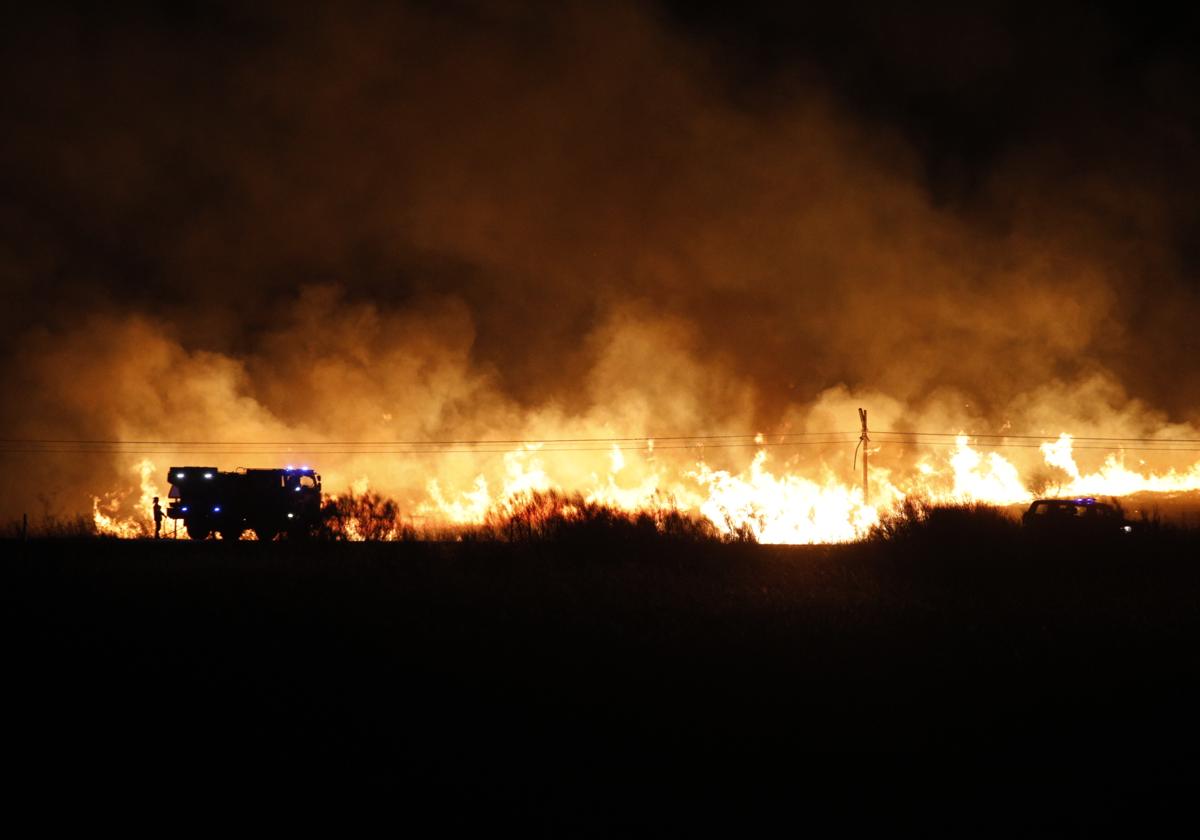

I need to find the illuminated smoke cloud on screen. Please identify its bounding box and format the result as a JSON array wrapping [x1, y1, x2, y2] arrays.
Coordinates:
[[2, 3, 1199, 538]]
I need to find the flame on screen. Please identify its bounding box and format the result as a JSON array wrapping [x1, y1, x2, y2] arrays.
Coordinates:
[[422, 432, 1200, 544], [946, 435, 1031, 505], [88, 429, 1200, 544], [423, 445, 882, 543], [690, 451, 879, 543], [92, 458, 158, 537], [1042, 434, 1200, 497], [419, 444, 552, 524]]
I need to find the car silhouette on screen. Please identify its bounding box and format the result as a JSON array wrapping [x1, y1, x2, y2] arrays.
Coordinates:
[[1021, 497, 1133, 536]]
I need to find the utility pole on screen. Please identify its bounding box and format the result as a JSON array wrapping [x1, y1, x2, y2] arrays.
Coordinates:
[[858, 408, 869, 504]]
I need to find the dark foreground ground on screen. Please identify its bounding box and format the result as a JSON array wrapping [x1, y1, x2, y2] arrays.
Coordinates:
[[4, 533, 1200, 832]]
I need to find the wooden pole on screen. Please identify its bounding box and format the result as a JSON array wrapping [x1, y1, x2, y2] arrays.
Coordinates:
[[858, 408, 869, 504]]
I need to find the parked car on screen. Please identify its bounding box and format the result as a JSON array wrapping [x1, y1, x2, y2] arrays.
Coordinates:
[[1022, 497, 1133, 537]]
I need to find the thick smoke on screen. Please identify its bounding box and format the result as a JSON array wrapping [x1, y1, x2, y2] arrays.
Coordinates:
[[2, 1, 1199, 520]]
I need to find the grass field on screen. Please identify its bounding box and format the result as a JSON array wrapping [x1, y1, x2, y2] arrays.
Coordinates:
[[5, 529, 1200, 831]]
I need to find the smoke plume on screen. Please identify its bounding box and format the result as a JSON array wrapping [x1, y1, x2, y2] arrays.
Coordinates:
[[2, 1, 1199, 523]]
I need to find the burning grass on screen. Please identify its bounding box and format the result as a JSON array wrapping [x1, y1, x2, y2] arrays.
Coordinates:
[[17, 485, 1200, 548], [320, 491, 414, 541], [318, 489, 739, 545], [75, 433, 1200, 545], [476, 489, 744, 545]]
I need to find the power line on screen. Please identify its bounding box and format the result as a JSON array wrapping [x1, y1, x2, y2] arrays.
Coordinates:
[[0, 431, 848, 446], [873, 431, 1200, 444], [871, 441, 1200, 453], [0, 439, 862, 456], [7, 428, 1200, 445], [3, 429, 1200, 456], [5, 443, 1200, 457]]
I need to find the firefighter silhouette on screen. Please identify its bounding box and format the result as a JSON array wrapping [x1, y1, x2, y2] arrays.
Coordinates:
[[153, 497, 164, 539]]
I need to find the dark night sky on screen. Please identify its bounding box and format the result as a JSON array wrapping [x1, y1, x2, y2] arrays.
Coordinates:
[[3, 1, 1200, 516], [5, 2, 1199, 288], [679, 2, 1200, 225]]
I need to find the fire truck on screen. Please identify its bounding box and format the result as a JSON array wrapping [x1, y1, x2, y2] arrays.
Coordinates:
[[165, 466, 322, 540]]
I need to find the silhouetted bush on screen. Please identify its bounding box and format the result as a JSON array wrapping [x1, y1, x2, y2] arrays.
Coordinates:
[[2, 513, 98, 540], [320, 491, 413, 541], [478, 490, 735, 545], [868, 497, 1021, 545]]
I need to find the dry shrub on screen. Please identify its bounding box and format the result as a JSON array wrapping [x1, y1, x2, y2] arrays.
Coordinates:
[[869, 497, 1020, 544], [2, 513, 98, 539], [320, 491, 412, 541], [479, 490, 733, 545]]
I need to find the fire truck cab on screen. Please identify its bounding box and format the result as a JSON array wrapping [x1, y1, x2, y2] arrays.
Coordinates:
[[165, 466, 322, 541]]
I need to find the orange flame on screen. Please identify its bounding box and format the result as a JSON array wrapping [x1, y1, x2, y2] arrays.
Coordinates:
[[422, 433, 1200, 543], [90, 431, 1200, 543], [92, 458, 158, 537]]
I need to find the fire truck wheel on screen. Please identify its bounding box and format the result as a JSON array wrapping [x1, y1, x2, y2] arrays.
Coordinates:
[[254, 527, 277, 542], [186, 523, 211, 540], [220, 527, 244, 541]]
